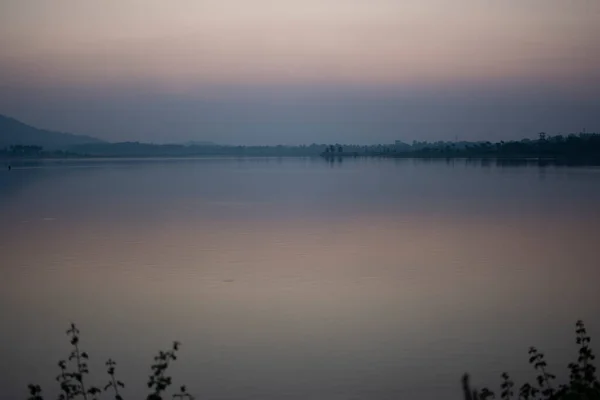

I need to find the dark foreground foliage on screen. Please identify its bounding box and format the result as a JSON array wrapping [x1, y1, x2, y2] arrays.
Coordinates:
[[25, 320, 599, 399], [464, 320, 600, 400], [27, 323, 193, 400]]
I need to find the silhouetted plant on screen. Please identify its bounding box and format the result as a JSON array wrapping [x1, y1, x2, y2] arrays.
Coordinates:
[[500, 372, 515, 400], [66, 323, 101, 399], [26, 384, 43, 400], [56, 359, 77, 399], [465, 320, 600, 400], [529, 346, 556, 397], [480, 387, 496, 399], [576, 320, 597, 388], [172, 385, 194, 400], [104, 359, 124, 400], [518, 382, 538, 400], [462, 374, 478, 400], [561, 320, 600, 399], [147, 341, 181, 400], [28, 324, 192, 400], [463, 374, 495, 400]]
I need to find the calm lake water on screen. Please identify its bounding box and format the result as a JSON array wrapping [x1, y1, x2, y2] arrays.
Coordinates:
[[1, 157, 599, 400]]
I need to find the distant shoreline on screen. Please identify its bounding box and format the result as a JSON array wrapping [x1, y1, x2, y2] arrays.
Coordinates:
[[3, 132, 600, 165], [3, 154, 600, 167]]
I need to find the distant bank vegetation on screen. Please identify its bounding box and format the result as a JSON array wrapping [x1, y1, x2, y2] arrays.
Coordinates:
[[0, 133, 600, 164], [1, 113, 599, 161], [321, 132, 600, 163], [3, 132, 599, 162], [24, 320, 597, 400]]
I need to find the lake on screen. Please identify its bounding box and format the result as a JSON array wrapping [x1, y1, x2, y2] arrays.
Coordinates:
[[1, 157, 599, 400]]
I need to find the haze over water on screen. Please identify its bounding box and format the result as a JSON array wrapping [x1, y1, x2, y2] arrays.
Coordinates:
[[1, 158, 599, 399]]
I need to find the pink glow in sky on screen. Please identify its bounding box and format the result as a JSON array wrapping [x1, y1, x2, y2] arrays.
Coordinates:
[[0, 0, 598, 143], [1, 0, 599, 88]]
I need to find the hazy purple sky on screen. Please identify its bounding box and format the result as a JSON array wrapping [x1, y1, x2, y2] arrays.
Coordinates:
[[1, 0, 599, 144]]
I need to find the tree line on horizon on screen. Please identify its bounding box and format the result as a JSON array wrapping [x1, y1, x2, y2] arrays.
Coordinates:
[[404, 132, 600, 161], [2, 132, 599, 161]]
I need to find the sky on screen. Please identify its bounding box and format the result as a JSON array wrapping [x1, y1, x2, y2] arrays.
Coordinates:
[[0, 0, 599, 145]]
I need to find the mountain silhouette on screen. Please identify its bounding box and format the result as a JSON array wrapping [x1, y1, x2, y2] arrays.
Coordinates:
[[0, 114, 104, 150]]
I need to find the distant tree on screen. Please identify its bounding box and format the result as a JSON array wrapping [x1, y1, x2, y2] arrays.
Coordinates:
[[8, 145, 43, 156]]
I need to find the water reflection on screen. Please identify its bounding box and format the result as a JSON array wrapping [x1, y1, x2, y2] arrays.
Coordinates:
[[0, 158, 599, 400]]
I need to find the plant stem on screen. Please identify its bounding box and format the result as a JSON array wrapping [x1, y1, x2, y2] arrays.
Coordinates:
[[73, 341, 88, 400]]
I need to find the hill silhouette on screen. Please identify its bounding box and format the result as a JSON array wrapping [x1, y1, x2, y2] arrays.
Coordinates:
[[0, 114, 104, 150]]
